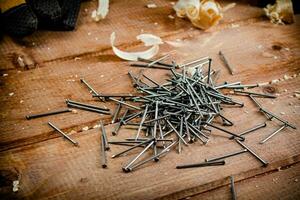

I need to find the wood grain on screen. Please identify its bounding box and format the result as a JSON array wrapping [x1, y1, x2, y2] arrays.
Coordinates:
[[0, 0, 299, 199]]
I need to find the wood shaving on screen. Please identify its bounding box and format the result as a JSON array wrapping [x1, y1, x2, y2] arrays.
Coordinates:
[[71, 109, 78, 114], [168, 15, 175, 19], [146, 3, 157, 8], [69, 130, 77, 135], [92, 0, 109, 21], [17, 56, 25, 67], [283, 74, 291, 80], [174, 0, 227, 30], [93, 124, 100, 129], [82, 126, 89, 131], [110, 32, 163, 61], [264, 0, 294, 25], [12, 180, 19, 192], [271, 79, 279, 84]]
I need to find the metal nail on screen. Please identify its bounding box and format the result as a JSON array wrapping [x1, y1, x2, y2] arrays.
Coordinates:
[[48, 122, 78, 146], [229, 122, 267, 139], [176, 160, 225, 169], [235, 139, 268, 167], [101, 133, 107, 168], [259, 124, 287, 144], [230, 176, 237, 200], [205, 149, 247, 162], [26, 108, 72, 120], [219, 51, 234, 75], [100, 120, 109, 150], [207, 123, 245, 141]]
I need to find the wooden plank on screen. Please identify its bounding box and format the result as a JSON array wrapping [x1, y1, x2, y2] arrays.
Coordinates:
[[188, 162, 300, 200], [0, 1, 299, 199], [0, 16, 299, 151], [0, 100, 299, 199], [0, 0, 264, 71]]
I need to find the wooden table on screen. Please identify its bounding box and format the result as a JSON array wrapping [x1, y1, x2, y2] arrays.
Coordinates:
[[0, 1, 299, 199]]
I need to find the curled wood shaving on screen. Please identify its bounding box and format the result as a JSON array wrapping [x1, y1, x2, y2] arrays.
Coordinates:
[[92, 0, 109, 21], [264, 0, 294, 25], [110, 32, 163, 61], [173, 0, 224, 30]]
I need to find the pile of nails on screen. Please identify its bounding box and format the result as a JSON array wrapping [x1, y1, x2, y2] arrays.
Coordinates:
[[25, 55, 296, 173], [96, 56, 296, 172]]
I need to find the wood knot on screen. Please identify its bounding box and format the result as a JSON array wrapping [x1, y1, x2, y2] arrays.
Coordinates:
[[263, 86, 276, 94], [272, 44, 282, 51]]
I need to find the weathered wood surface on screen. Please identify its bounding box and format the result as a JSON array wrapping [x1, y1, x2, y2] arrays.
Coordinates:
[[0, 0, 299, 199], [190, 162, 300, 200]]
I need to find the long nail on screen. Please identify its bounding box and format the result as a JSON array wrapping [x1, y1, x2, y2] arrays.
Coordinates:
[[260, 108, 296, 129], [66, 99, 109, 111], [123, 140, 154, 171], [26, 108, 72, 120], [235, 139, 268, 167], [206, 123, 245, 141], [67, 102, 110, 115], [219, 51, 234, 75], [48, 122, 78, 146], [205, 149, 247, 162], [230, 176, 237, 200], [166, 120, 188, 145], [234, 90, 276, 98], [101, 134, 107, 168], [229, 122, 267, 139], [100, 120, 109, 150], [248, 95, 273, 120], [112, 109, 129, 135], [111, 99, 123, 124], [80, 78, 104, 101], [135, 105, 149, 140], [126, 141, 177, 172], [176, 160, 225, 169], [112, 138, 154, 158], [109, 97, 141, 110], [259, 124, 287, 144]]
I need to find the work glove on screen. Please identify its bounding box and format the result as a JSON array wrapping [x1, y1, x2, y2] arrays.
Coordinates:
[[0, 0, 81, 37]]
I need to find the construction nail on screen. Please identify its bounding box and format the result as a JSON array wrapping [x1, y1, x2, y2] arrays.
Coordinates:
[[219, 51, 234, 75], [207, 123, 245, 141], [166, 119, 188, 146], [100, 120, 109, 150], [176, 160, 225, 169], [234, 90, 276, 98], [112, 138, 154, 158], [235, 139, 268, 167], [112, 109, 129, 135], [123, 140, 154, 171], [260, 108, 296, 129], [205, 149, 247, 162], [66, 99, 109, 111], [248, 95, 273, 120], [67, 102, 110, 115], [48, 122, 78, 146], [111, 99, 123, 124], [26, 108, 72, 120], [230, 176, 237, 200], [101, 133, 108, 168], [259, 124, 287, 144], [229, 122, 267, 139], [109, 97, 141, 110], [80, 78, 104, 101], [126, 141, 177, 172], [135, 105, 149, 139]]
